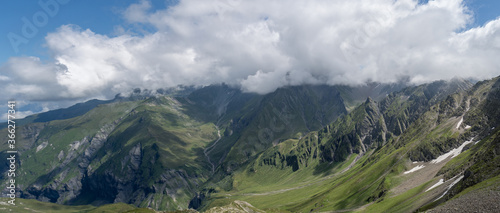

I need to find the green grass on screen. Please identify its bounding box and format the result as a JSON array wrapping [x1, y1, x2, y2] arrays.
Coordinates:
[[203, 143, 405, 212], [0, 198, 94, 212], [87, 203, 139, 213], [223, 136, 360, 195], [0, 198, 158, 213], [363, 179, 432, 212]]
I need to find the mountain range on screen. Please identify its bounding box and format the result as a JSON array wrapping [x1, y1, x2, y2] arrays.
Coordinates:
[[1, 76, 499, 212]]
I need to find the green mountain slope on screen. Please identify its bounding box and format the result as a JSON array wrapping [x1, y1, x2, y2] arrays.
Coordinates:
[[193, 77, 500, 212], [0, 96, 219, 210], [2, 83, 382, 211]]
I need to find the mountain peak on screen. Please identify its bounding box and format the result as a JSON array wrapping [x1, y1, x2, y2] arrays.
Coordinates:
[[365, 96, 374, 104]]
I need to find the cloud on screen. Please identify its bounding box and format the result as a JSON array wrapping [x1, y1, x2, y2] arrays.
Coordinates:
[[1, 110, 37, 121], [1, 57, 67, 101], [2, 0, 500, 103], [123, 0, 152, 23], [0, 100, 51, 122], [0, 75, 9, 81]]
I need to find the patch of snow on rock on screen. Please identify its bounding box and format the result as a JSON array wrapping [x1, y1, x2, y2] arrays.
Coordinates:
[[404, 165, 425, 174], [426, 179, 444, 192], [456, 117, 463, 129], [431, 138, 475, 164], [435, 175, 464, 201]]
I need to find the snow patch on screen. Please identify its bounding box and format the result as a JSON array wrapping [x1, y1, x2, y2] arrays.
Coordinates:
[[456, 117, 463, 129], [426, 179, 444, 192], [431, 138, 474, 164], [435, 175, 464, 201], [404, 165, 425, 174]]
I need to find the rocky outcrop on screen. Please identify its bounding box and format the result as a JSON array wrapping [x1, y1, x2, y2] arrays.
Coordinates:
[[82, 163, 206, 210], [19, 123, 47, 151], [218, 85, 348, 173], [21, 120, 120, 204], [254, 80, 474, 169], [319, 97, 386, 163]]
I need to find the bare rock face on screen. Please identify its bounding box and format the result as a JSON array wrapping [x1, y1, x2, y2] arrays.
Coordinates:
[[319, 97, 387, 163], [129, 143, 142, 170], [21, 121, 119, 204], [19, 123, 47, 151], [36, 141, 49, 153], [82, 149, 205, 210], [57, 150, 64, 161]]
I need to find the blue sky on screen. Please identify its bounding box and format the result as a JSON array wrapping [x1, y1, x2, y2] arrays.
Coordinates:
[[0, 0, 176, 63], [1, 0, 500, 120], [466, 0, 500, 29]]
